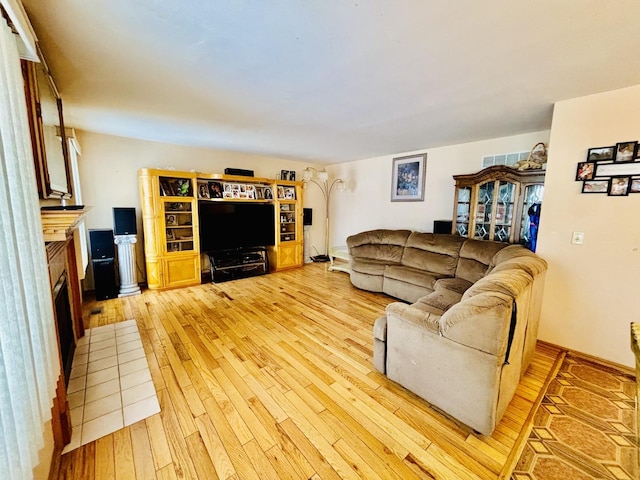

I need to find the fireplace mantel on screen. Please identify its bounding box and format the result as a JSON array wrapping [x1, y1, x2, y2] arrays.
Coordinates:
[[40, 206, 90, 242]]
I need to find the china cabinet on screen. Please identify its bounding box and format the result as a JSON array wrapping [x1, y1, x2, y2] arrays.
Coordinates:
[[452, 166, 545, 245]]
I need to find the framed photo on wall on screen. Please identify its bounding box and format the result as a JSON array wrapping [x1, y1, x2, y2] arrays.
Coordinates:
[[391, 153, 427, 202]]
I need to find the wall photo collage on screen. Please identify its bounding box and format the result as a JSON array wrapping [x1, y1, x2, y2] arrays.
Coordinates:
[[576, 141, 640, 196]]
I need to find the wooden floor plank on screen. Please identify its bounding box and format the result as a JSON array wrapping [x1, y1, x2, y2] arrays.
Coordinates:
[[55, 263, 562, 480]]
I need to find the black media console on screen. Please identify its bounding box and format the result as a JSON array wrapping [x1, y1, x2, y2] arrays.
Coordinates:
[[207, 247, 269, 283]]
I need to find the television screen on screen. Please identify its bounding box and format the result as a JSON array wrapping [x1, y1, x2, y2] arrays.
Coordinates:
[[198, 201, 275, 252]]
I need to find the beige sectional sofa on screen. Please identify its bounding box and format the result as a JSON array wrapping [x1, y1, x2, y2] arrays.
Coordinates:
[[347, 229, 547, 435]]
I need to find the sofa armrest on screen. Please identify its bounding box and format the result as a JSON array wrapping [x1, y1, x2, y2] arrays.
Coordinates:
[[386, 302, 441, 335]]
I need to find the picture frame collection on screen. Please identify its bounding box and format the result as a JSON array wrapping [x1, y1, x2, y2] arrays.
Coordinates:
[[576, 140, 640, 196], [197, 181, 295, 201]]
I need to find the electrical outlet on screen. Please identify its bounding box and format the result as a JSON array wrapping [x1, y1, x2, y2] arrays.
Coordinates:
[[571, 232, 584, 245]]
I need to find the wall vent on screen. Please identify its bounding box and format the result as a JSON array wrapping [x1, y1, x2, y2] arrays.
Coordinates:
[[482, 151, 529, 168]]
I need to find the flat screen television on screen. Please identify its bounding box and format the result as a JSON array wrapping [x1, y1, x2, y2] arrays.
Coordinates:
[[198, 201, 275, 252]]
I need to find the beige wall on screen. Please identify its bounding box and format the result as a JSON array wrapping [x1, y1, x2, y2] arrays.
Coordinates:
[[537, 84, 640, 368], [77, 131, 310, 286], [327, 131, 550, 246]]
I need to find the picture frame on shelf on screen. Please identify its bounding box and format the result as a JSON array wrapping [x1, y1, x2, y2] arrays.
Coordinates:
[[198, 182, 210, 199], [587, 146, 615, 161], [246, 185, 256, 199], [166, 229, 175, 240], [581, 180, 609, 193], [284, 187, 295, 199], [255, 186, 264, 199], [576, 161, 596, 181], [614, 141, 636, 163], [160, 180, 174, 196], [630, 178, 640, 193], [391, 153, 427, 202], [209, 181, 223, 198], [264, 187, 273, 199], [608, 176, 630, 196], [166, 214, 178, 226], [277, 186, 285, 199]]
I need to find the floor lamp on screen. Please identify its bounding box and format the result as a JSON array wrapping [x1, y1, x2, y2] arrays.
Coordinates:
[[302, 167, 346, 262]]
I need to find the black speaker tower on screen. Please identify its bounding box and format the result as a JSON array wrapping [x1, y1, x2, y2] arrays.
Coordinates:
[[89, 229, 118, 300]]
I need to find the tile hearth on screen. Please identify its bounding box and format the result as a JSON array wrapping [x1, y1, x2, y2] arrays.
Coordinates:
[[62, 320, 160, 453]]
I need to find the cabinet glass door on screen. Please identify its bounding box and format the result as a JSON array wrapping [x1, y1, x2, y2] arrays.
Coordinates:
[[455, 187, 471, 236], [474, 181, 494, 240], [520, 184, 544, 248], [164, 201, 194, 252], [493, 180, 516, 242], [279, 203, 296, 242]]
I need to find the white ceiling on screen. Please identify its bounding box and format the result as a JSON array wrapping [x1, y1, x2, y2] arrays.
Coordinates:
[[19, 0, 640, 163]]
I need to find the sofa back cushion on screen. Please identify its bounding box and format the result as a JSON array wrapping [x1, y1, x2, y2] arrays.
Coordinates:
[[347, 229, 411, 264], [456, 239, 508, 283], [400, 233, 465, 276]]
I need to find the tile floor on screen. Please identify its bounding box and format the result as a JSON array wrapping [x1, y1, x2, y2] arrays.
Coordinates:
[[62, 319, 160, 453]]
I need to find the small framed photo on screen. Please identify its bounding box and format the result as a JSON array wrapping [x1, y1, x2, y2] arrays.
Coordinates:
[[608, 176, 630, 196], [288, 171, 296, 181], [166, 229, 175, 240], [280, 170, 290, 181], [581, 180, 609, 193], [255, 186, 264, 199], [587, 146, 615, 161], [264, 187, 273, 200], [277, 186, 285, 199], [209, 181, 223, 198], [160, 180, 174, 196], [576, 161, 596, 181], [246, 185, 256, 199], [166, 214, 178, 226], [629, 178, 640, 193], [614, 141, 636, 163], [391, 153, 427, 202], [284, 187, 295, 199], [198, 182, 210, 199]]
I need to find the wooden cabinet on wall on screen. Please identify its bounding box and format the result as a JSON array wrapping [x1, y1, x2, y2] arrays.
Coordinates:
[[452, 165, 545, 244], [273, 180, 304, 270], [139, 169, 200, 289], [139, 169, 304, 289]]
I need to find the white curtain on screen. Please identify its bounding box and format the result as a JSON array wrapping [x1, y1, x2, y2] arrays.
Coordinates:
[[0, 18, 60, 480]]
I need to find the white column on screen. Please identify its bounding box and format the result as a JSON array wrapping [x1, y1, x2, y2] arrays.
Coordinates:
[[114, 234, 141, 297]]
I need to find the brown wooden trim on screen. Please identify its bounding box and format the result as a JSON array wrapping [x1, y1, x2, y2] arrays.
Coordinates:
[[50, 373, 71, 448], [537, 339, 635, 376], [65, 236, 84, 339]]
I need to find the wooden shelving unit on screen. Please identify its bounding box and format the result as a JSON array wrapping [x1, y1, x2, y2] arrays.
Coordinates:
[[139, 169, 303, 289]]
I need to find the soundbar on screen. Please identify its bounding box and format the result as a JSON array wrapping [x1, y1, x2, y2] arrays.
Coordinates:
[[224, 168, 254, 177]]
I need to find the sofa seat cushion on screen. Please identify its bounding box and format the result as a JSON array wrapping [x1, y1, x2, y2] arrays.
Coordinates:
[[384, 265, 445, 290], [434, 277, 473, 295], [400, 233, 464, 276], [386, 302, 442, 335], [414, 288, 463, 315], [351, 258, 389, 276]]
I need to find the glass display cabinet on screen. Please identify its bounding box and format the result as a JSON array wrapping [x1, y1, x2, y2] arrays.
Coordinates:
[[452, 166, 545, 245]]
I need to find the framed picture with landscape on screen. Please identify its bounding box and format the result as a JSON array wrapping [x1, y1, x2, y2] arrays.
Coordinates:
[[391, 153, 427, 202]]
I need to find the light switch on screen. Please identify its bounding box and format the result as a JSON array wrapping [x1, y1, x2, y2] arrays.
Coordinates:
[[571, 232, 584, 245]]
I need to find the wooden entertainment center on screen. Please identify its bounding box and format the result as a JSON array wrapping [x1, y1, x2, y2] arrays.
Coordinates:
[[139, 168, 304, 289]]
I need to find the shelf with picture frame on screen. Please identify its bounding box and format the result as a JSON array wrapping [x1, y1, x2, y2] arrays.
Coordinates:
[[139, 168, 304, 289]]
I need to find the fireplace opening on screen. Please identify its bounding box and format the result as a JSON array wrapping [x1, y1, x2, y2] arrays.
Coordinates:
[[53, 272, 75, 385]]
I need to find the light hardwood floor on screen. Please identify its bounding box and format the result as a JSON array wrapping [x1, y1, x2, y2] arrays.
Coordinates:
[[52, 263, 562, 480]]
